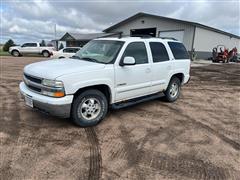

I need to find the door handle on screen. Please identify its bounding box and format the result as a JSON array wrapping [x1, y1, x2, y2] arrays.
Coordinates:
[[145, 68, 151, 73]]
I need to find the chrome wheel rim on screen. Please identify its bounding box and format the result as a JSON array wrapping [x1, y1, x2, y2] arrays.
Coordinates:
[[169, 83, 179, 98], [78, 98, 101, 121], [13, 51, 19, 56], [43, 52, 48, 57]]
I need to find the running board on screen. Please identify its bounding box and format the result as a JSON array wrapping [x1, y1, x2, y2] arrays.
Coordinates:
[[111, 92, 165, 109]]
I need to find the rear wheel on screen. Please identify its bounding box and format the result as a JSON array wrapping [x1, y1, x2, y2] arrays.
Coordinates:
[[71, 89, 108, 127], [12, 50, 20, 57], [42, 51, 50, 57], [164, 77, 181, 102]]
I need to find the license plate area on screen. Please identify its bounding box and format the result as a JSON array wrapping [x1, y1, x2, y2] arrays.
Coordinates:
[[25, 95, 33, 108]]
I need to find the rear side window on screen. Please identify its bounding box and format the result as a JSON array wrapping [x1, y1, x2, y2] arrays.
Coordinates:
[[122, 42, 148, 64], [149, 42, 169, 62], [29, 43, 37, 47], [168, 42, 189, 59]]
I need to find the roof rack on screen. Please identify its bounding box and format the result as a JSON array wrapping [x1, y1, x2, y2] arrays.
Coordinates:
[[118, 34, 154, 39], [160, 37, 178, 40], [116, 34, 178, 41]]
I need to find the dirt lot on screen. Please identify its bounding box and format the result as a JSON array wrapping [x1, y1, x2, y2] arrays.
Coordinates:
[[0, 56, 240, 180]]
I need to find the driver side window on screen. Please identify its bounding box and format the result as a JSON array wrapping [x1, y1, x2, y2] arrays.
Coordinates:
[[122, 42, 148, 64], [22, 43, 28, 47]]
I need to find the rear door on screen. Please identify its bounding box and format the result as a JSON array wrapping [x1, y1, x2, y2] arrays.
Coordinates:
[[29, 43, 39, 53], [115, 41, 152, 101], [148, 41, 173, 92], [168, 42, 191, 84]]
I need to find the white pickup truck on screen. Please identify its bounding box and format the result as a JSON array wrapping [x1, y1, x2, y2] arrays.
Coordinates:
[[19, 37, 190, 127], [9, 42, 54, 57]]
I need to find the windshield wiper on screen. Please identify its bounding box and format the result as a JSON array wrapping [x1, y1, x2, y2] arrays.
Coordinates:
[[71, 56, 106, 64], [81, 57, 99, 63]]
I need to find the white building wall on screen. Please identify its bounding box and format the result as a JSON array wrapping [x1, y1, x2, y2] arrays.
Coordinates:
[[107, 16, 195, 51], [194, 27, 240, 51]]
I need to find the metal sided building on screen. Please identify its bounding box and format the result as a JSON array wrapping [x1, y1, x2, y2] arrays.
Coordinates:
[[59, 32, 120, 48], [103, 12, 240, 59]]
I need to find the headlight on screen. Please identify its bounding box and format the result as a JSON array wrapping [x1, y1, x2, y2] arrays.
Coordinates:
[[42, 79, 64, 88], [41, 79, 65, 97]]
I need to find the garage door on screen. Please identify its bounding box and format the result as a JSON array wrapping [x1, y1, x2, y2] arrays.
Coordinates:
[[159, 30, 184, 42]]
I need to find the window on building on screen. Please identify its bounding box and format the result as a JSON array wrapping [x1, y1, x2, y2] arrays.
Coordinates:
[[122, 42, 148, 64], [150, 42, 169, 62], [168, 42, 189, 59]]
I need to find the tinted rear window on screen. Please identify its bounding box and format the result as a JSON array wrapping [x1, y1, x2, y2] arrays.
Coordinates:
[[168, 42, 189, 59], [150, 42, 169, 62]]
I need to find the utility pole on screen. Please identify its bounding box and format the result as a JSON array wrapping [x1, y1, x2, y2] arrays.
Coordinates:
[[54, 23, 57, 40], [54, 23, 57, 50]]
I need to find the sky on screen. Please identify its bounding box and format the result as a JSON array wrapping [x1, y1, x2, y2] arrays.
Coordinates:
[[1, 0, 240, 44]]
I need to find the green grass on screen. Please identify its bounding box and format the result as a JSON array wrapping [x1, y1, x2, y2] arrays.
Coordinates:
[[0, 49, 11, 56]]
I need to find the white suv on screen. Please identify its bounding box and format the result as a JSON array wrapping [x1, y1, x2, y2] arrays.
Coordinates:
[[19, 37, 190, 127]]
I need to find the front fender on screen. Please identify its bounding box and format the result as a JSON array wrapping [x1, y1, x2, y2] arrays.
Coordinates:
[[57, 68, 115, 103]]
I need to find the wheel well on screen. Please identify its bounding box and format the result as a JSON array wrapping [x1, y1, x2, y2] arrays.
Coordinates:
[[42, 50, 49, 54], [171, 73, 184, 83], [11, 49, 19, 54], [74, 85, 111, 104]]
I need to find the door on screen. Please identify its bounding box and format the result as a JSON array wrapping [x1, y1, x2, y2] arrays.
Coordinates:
[[20, 43, 31, 53], [21, 43, 38, 53], [159, 30, 184, 42], [148, 42, 172, 93], [115, 42, 152, 102]]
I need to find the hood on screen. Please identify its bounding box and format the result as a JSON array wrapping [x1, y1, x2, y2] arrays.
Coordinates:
[[9, 46, 20, 49], [24, 58, 106, 79]]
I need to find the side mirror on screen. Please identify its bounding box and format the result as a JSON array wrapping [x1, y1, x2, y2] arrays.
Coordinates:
[[120, 56, 136, 66]]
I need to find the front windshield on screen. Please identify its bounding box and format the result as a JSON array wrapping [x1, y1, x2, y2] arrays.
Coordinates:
[[73, 40, 124, 64]]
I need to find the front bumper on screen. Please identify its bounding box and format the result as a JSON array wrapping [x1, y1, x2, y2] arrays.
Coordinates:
[[19, 82, 73, 118]]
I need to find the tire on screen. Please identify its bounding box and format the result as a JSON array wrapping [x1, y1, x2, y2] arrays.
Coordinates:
[[42, 50, 50, 57], [58, 56, 65, 59], [71, 89, 108, 127], [11, 50, 20, 57], [164, 77, 181, 102]]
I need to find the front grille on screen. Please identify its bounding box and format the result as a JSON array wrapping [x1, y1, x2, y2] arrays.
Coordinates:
[[28, 85, 41, 92], [23, 73, 42, 93], [24, 73, 42, 84]]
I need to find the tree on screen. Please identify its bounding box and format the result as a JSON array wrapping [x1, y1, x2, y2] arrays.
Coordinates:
[[3, 39, 15, 51], [59, 43, 64, 50], [40, 40, 46, 47]]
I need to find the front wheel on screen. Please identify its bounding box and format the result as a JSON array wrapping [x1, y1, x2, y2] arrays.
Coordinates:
[[164, 77, 181, 102], [11, 50, 20, 57], [71, 89, 108, 127]]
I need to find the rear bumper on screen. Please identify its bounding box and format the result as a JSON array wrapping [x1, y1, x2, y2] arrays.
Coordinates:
[[19, 82, 73, 118], [183, 75, 190, 84]]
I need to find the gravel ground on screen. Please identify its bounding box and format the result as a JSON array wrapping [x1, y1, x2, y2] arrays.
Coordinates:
[[0, 56, 240, 180]]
